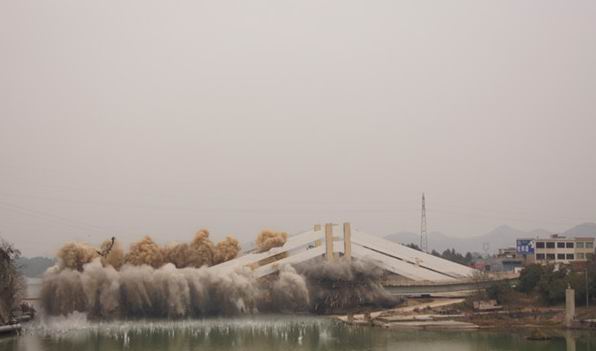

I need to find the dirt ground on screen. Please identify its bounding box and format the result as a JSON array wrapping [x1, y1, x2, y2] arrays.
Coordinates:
[[337, 296, 596, 332]]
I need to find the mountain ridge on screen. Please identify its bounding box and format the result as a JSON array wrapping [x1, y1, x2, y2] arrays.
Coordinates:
[[384, 222, 596, 254]]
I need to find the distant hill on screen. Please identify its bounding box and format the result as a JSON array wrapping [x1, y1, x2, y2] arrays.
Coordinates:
[[384, 223, 596, 254], [564, 223, 596, 237], [385, 231, 460, 252], [384, 227, 526, 254], [16, 256, 55, 277]]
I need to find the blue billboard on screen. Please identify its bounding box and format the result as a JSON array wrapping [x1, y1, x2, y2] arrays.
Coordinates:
[[516, 239, 534, 254]]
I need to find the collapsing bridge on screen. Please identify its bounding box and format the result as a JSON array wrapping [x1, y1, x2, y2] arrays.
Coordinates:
[[210, 223, 476, 283]]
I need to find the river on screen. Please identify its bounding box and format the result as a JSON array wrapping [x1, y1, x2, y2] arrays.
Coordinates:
[[0, 314, 594, 351]]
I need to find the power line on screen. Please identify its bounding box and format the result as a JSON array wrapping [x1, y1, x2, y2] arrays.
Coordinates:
[[0, 200, 110, 233]]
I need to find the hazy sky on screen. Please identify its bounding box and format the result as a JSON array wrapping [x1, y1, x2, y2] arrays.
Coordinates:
[[1, 1, 595, 256]]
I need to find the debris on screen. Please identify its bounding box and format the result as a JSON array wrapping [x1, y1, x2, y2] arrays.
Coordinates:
[[473, 300, 503, 312]]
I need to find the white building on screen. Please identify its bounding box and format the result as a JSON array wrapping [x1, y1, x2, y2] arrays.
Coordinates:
[[517, 235, 594, 265]]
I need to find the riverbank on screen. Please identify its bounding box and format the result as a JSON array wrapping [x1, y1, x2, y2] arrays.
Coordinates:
[[336, 297, 596, 332]]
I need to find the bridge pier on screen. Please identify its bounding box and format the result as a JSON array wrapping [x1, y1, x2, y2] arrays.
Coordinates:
[[314, 224, 322, 247], [344, 222, 352, 261], [325, 223, 334, 261]]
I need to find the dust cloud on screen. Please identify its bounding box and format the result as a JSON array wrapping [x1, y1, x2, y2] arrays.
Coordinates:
[[41, 229, 401, 319], [56, 243, 98, 272], [124, 236, 164, 268], [296, 258, 399, 314], [54, 229, 241, 271], [255, 229, 288, 252]]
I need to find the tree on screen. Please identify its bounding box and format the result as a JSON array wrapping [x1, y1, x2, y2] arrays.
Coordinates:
[[405, 243, 422, 251], [441, 248, 467, 265], [517, 264, 544, 293], [568, 258, 596, 305], [486, 280, 514, 304], [536, 265, 569, 305], [423, 248, 476, 265], [471, 270, 490, 298], [0, 238, 25, 324]]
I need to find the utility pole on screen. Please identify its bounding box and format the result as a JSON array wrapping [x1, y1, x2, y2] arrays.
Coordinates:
[[483, 242, 491, 258], [420, 193, 428, 253]]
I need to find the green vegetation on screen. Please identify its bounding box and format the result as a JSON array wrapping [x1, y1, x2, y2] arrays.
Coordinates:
[[405, 243, 476, 266], [405, 243, 422, 251], [486, 280, 516, 304], [434, 248, 475, 266], [512, 261, 596, 306], [535, 265, 571, 305], [402, 242, 596, 307], [517, 264, 543, 293]]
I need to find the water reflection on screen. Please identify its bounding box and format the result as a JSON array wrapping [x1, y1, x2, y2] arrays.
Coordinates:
[[1, 315, 594, 351]]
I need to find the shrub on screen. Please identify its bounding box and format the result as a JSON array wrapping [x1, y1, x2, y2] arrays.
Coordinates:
[[486, 281, 514, 304], [536, 265, 569, 305], [517, 264, 544, 293]]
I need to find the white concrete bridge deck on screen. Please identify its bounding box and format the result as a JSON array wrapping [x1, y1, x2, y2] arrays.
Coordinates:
[[210, 223, 477, 282]]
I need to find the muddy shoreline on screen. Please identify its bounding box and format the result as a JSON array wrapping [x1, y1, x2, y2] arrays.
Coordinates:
[[335, 297, 596, 333]]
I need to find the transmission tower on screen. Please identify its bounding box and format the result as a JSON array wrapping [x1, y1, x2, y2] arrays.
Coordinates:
[[420, 193, 428, 253]]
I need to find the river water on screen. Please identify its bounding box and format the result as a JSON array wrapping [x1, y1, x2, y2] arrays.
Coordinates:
[[0, 314, 594, 351]]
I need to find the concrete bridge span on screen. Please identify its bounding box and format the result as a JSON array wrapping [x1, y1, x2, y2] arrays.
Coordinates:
[[210, 223, 478, 283]]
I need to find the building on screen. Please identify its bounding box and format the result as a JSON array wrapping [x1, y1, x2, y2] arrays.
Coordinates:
[[516, 239, 536, 264], [516, 235, 594, 265], [497, 247, 517, 258], [474, 247, 524, 272]]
